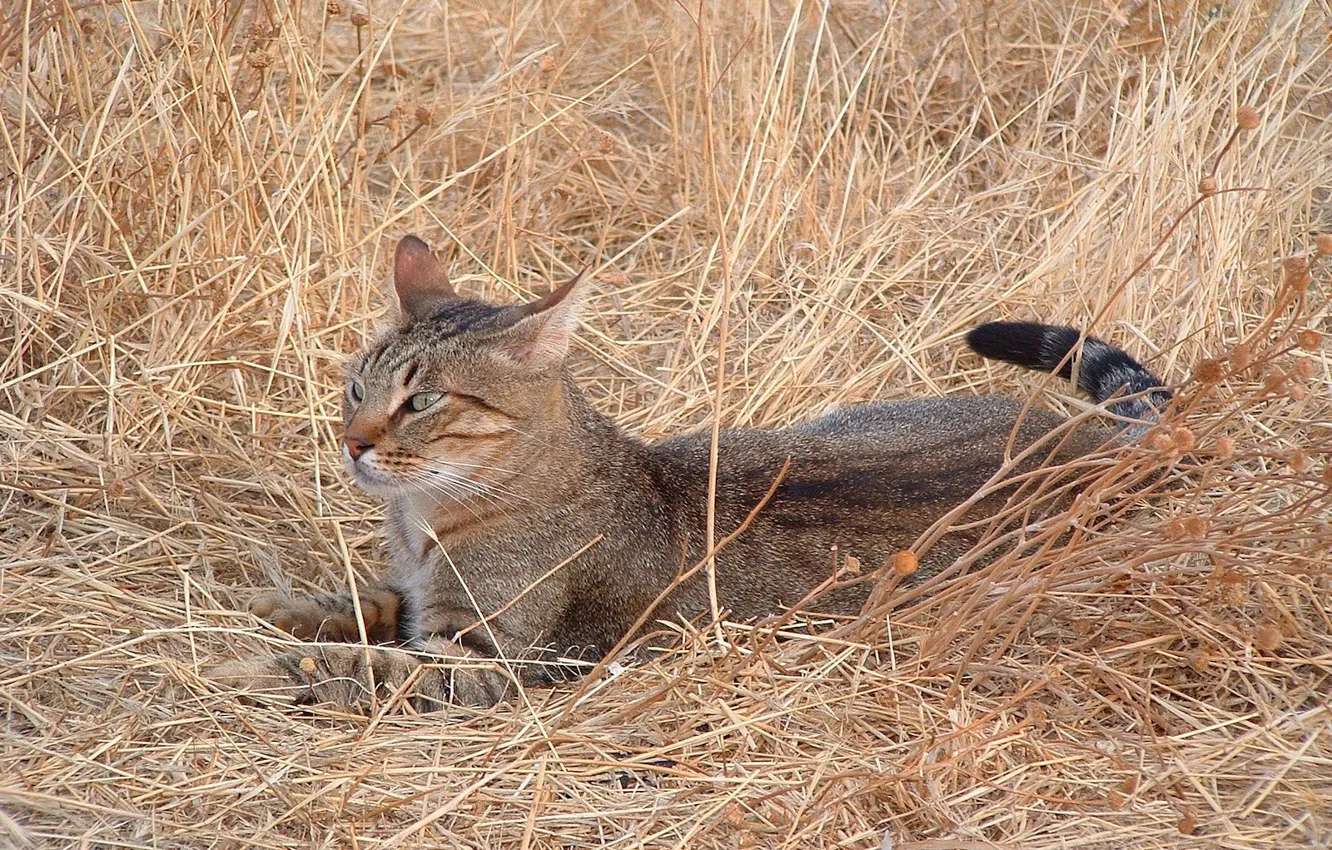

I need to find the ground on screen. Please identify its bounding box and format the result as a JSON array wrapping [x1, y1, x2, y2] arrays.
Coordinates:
[[2, 1, 1331, 847]]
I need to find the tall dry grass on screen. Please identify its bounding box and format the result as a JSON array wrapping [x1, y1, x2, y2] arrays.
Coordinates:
[[2, 0, 1331, 847]]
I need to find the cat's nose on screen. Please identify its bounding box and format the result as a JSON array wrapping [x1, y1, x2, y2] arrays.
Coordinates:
[[344, 436, 374, 460]]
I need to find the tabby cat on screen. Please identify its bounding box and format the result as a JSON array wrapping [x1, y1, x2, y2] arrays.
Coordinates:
[[209, 236, 1170, 709]]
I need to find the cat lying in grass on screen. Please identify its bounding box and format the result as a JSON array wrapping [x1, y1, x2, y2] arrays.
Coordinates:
[[209, 236, 1169, 709]]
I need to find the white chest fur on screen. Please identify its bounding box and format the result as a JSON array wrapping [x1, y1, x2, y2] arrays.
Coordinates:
[[384, 494, 438, 637]]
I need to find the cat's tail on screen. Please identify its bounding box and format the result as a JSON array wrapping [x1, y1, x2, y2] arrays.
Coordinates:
[[966, 321, 1171, 438]]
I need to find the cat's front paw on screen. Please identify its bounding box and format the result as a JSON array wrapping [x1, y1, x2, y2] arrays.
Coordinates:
[[206, 655, 309, 703], [247, 593, 359, 641], [206, 643, 515, 710], [207, 646, 394, 708]]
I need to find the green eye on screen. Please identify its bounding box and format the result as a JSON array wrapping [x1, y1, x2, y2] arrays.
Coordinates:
[[349, 382, 364, 403], [408, 392, 442, 412]]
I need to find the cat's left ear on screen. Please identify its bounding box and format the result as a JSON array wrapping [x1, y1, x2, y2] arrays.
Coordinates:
[[394, 235, 457, 321], [491, 269, 590, 369]]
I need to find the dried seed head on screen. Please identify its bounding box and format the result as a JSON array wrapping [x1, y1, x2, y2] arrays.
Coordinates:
[[1295, 357, 1316, 379], [1290, 450, 1312, 473], [1316, 232, 1332, 256], [326, 0, 343, 14], [299, 656, 318, 675], [350, 9, 370, 26], [1218, 570, 1245, 605], [1230, 343, 1252, 370], [1178, 812, 1197, 836], [1025, 701, 1048, 729], [1171, 426, 1196, 452], [539, 53, 557, 73], [1198, 176, 1217, 197], [1194, 357, 1224, 384], [843, 554, 862, 575], [1183, 516, 1209, 537], [1253, 623, 1282, 652], [1236, 105, 1260, 130], [1149, 430, 1176, 452], [890, 550, 918, 576], [1284, 257, 1312, 293], [1187, 648, 1209, 673], [413, 105, 433, 125], [247, 50, 273, 69], [1297, 329, 1321, 352], [1262, 369, 1288, 395], [1169, 518, 1186, 539], [1213, 435, 1235, 458]]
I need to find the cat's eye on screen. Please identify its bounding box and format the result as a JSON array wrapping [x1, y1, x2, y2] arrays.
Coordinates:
[[349, 382, 364, 403], [407, 392, 443, 412]]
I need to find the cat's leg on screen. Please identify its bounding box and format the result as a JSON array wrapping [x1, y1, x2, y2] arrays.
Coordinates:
[[246, 583, 403, 644], [206, 635, 524, 709]]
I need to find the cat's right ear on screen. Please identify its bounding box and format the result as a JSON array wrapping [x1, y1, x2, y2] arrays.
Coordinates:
[[394, 235, 456, 321]]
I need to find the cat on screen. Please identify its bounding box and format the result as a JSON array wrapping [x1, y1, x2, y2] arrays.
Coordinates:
[[208, 235, 1170, 709]]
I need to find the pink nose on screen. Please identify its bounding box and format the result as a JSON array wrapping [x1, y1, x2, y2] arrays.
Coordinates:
[[344, 436, 373, 460]]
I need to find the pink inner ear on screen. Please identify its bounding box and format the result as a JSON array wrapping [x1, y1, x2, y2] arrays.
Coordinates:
[[394, 236, 456, 318], [494, 269, 589, 368]]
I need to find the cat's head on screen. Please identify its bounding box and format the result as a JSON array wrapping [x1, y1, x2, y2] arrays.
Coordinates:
[[341, 235, 588, 500]]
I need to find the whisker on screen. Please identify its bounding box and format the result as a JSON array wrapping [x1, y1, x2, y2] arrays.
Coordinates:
[[416, 465, 530, 511], [419, 461, 535, 506]]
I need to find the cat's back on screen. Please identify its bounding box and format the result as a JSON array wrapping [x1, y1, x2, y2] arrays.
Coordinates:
[[792, 395, 1065, 443], [657, 395, 1103, 466]]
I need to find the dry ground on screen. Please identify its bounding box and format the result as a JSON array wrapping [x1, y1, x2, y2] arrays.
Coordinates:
[[3, 0, 1332, 847]]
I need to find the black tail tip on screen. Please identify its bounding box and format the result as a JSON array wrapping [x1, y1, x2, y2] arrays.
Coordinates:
[[966, 321, 1070, 371]]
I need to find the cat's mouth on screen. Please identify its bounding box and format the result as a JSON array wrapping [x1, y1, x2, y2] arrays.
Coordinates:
[[343, 447, 409, 496]]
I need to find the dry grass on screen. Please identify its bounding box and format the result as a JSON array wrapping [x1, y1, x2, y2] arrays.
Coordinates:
[[3, 0, 1332, 847]]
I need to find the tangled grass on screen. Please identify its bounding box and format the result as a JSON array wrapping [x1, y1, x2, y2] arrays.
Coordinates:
[[2, 0, 1330, 847]]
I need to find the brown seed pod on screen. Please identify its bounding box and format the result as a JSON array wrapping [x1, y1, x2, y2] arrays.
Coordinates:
[[1290, 450, 1312, 474], [890, 550, 918, 576], [1198, 176, 1217, 197], [1236, 105, 1260, 130], [1316, 232, 1332, 256], [1253, 623, 1282, 652], [1213, 435, 1236, 458], [1171, 426, 1196, 452], [1194, 358, 1224, 383], [1284, 256, 1309, 275], [1178, 812, 1198, 835], [1230, 343, 1253, 370], [1297, 329, 1321, 352], [1262, 370, 1288, 395]]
